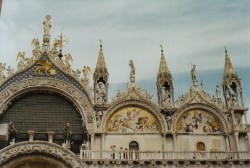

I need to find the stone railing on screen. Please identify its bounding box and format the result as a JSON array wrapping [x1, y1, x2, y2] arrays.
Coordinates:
[[80, 150, 250, 161], [234, 124, 250, 131]]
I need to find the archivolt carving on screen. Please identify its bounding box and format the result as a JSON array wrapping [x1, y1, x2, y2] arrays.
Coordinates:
[[102, 100, 166, 133], [0, 78, 95, 131], [0, 141, 84, 168], [172, 103, 229, 133]]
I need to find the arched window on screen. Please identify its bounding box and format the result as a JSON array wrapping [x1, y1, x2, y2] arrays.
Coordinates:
[[129, 141, 139, 151], [129, 141, 139, 159], [197, 142, 206, 151]]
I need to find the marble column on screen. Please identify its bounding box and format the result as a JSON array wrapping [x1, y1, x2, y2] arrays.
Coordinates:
[[101, 133, 106, 159], [247, 132, 250, 151], [243, 111, 248, 124], [225, 134, 230, 151], [233, 132, 239, 151], [173, 134, 177, 151]]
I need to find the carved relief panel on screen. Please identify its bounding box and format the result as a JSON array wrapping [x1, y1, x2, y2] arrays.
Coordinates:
[[176, 109, 223, 133], [106, 107, 160, 133]]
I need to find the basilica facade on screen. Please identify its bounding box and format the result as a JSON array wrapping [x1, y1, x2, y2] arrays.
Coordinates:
[[0, 15, 249, 168]]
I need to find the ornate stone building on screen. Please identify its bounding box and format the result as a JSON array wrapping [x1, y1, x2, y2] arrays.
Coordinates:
[[0, 16, 249, 168]]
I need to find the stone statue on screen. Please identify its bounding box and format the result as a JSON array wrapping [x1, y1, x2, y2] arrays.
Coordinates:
[[63, 123, 71, 143], [8, 121, 17, 143], [96, 82, 106, 103], [6, 66, 14, 77], [191, 65, 198, 87], [82, 125, 89, 144], [82, 66, 92, 86], [215, 85, 220, 98], [0, 63, 6, 82], [96, 110, 103, 128], [31, 38, 40, 49], [165, 115, 172, 131], [129, 60, 135, 83], [43, 15, 51, 35], [163, 90, 171, 107]]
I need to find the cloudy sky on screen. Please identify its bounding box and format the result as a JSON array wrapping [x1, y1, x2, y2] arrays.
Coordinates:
[[0, 1, 249, 117]]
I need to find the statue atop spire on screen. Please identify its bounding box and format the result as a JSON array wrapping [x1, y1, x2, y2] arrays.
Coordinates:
[[191, 64, 198, 88], [43, 15, 51, 35], [42, 15, 52, 50], [129, 60, 135, 83]]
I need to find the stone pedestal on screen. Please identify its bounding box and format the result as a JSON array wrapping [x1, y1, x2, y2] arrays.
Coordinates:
[[27, 130, 36, 142], [47, 131, 54, 143]]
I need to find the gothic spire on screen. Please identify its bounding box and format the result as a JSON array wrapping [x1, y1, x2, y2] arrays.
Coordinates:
[[93, 40, 109, 104], [224, 46, 236, 78], [157, 45, 174, 108], [95, 40, 107, 69], [159, 45, 170, 73]]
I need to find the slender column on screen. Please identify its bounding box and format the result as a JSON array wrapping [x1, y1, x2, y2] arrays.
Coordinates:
[[162, 134, 166, 151], [173, 133, 177, 151], [233, 132, 239, 151], [244, 111, 248, 124], [225, 134, 230, 151], [90, 134, 95, 159], [247, 132, 250, 151], [91, 134, 95, 150], [101, 133, 106, 159]]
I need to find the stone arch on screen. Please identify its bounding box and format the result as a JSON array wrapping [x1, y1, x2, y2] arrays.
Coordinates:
[[196, 142, 206, 151], [0, 141, 84, 168], [172, 103, 229, 133], [0, 78, 95, 131], [102, 100, 166, 133]]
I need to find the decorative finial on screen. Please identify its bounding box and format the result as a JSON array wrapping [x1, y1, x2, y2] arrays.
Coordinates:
[[225, 46, 228, 56], [100, 39, 102, 48], [160, 44, 164, 54]]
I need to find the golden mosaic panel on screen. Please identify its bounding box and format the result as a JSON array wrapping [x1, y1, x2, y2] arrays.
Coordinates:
[[176, 109, 223, 133], [107, 107, 160, 133]]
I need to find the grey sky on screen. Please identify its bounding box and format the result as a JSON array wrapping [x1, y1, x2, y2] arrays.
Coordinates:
[[0, 0, 249, 112]]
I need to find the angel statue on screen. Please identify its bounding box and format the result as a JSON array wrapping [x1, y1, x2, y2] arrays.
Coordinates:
[[65, 54, 73, 66], [82, 66, 92, 86], [16, 52, 26, 70], [0, 63, 6, 76], [6, 66, 15, 77], [31, 38, 40, 49], [0, 63, 6, 82], [129, 60, 135, 83]]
